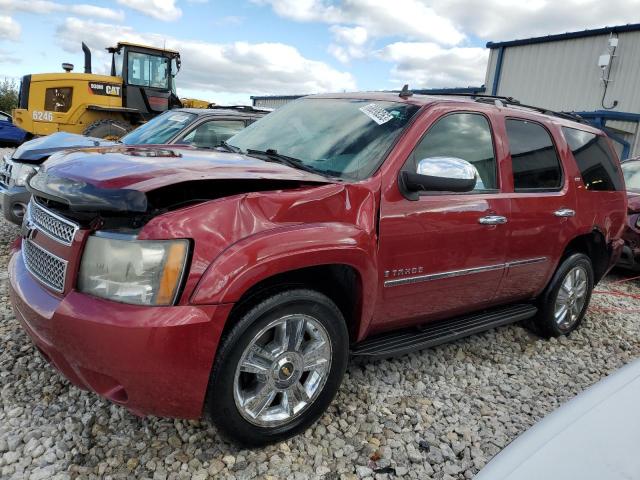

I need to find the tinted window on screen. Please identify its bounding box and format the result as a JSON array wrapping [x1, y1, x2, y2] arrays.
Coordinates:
[[563, 127, 623, 191], [622, 161, 640, 192], [410, 113, 497, 190], [0, 113, 9, 122], [506, 119, 562, 190], [182, 120, 245, 147]]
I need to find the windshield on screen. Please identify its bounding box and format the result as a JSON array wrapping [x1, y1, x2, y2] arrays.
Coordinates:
[[622, 161, 640, 191], [227, 98, 420, 180], [121, 111, 196, 145]]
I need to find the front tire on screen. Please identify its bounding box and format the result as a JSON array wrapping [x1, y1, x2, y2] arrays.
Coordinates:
[[535, 253, 594, 337], [82, 119, 132, 140], [206, 289, 349, 446]]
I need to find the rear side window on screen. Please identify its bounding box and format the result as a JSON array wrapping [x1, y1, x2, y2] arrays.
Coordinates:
[[562, 127, 623, 191], [506, 119, 562, 191]]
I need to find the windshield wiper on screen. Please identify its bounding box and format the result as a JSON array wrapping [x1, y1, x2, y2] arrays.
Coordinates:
[[246, 148, 325, 176], [219, 141, 242, 153]]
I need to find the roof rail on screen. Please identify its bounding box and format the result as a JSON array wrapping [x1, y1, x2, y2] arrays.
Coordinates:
[[430, 92, 587, 124], [207, 105, 271, 112]]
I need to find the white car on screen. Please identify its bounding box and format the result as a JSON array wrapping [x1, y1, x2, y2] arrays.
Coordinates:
[[475, 358, 640, 479]]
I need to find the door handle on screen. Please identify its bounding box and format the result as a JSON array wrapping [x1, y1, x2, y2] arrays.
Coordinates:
[[554, 208, 576, 217], [478, 215, 508, 225]]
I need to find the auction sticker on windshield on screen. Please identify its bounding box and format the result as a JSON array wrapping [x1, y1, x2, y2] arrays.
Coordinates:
[[359, 103, 394, 125]]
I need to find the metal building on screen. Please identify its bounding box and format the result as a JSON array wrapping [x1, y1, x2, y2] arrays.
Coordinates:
[[485, 23, 640, 159]]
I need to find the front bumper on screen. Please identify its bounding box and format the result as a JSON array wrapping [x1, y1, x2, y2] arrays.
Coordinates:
[[9, 251, 233, 418], [0, 183, 30, 225]]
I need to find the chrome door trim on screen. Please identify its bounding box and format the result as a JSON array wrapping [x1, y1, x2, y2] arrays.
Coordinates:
[[506, 257, 548, 268], [383, 257, 549, 288], [384, 263, 504, 287]]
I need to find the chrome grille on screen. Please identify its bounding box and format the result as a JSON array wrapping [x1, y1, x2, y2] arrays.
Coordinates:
[[29, 200, 79, 246], [22, 239, 68, 293]]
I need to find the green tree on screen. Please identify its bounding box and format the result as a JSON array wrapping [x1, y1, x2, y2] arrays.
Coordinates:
[[0, 78, 19, 113]]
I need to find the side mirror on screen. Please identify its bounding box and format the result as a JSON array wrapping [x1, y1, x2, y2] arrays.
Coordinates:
[[400, 156, 477, 199]]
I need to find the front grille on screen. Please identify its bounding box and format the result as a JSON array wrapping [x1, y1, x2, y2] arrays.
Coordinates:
[[29, 200, 79, 246], [22, 239, 68, 293]]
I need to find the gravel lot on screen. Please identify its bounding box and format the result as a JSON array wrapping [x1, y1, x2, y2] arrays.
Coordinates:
[[0, 158, 638, 479]]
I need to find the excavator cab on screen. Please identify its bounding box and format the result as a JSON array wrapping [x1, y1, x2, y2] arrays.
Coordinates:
[[107, 42, 183, 118]]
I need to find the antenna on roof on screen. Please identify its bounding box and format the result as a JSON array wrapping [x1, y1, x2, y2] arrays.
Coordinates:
[[399, 84, 413, 99]]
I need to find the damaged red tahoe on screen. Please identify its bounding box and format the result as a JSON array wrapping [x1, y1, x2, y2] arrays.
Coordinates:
[[9, 93, 627, 445]]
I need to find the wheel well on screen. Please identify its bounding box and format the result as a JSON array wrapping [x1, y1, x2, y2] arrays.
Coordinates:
[[562, 231, 610, 283], [226, 264, 362, 342]]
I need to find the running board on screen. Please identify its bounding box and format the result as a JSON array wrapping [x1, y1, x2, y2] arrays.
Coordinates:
[[351, 304, 537, 359]]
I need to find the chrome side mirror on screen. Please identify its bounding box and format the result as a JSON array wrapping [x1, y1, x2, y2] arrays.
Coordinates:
[[400, 156, 478, 198]]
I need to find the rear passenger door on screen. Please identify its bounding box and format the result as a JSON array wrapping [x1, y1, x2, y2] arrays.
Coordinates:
[[497, 118, 577, 302]]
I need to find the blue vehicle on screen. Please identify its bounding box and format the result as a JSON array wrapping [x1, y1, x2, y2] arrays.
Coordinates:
[[0, 111, 28, 146]]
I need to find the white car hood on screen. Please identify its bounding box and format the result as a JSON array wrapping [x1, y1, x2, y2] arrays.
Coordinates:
[[475, 358, 640, 480]]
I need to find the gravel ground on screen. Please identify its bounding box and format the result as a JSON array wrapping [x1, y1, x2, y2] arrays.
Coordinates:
[[0, 195, 639, 480]]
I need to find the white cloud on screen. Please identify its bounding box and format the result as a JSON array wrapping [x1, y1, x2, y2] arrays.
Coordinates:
[[328, 25, 368, 63], [256, 0, 465, 51], [429, 0, 640, 42], [0, 15, 20, 41], [378, 42, 489, 88], [56, 18, 356, 98], [0, 0, 125, 21], [115, 0, 182, 22]]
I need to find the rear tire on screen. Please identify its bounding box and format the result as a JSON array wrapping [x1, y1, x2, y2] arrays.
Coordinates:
[[82, 119, 132, 140], [534, 253, 594, 337], [206, 289, 349, 446]]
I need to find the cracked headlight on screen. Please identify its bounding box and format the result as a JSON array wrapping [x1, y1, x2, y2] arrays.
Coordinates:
[[10, 163, 39, 187], [78, 233, 189, 306]]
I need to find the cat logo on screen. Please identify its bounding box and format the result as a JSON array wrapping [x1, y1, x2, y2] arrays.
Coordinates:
[[89, 82, 122, 97]]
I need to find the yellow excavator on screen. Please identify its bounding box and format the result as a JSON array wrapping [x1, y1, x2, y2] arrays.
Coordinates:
[[12, 42, 210, 139]]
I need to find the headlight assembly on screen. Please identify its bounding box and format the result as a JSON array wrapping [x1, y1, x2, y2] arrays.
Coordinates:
[[10, 163, 39, 187], [78, 233, 189, 306]]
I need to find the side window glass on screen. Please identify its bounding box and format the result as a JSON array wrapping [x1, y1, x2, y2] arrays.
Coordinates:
[[506, 119, 562, 190], [562, 127, 623, 191], [182, 120, 245, 148], [409, 113, 497, 191]]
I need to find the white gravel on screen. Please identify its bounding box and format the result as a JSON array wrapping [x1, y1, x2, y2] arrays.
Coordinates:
[[0, 207, 639, 479]]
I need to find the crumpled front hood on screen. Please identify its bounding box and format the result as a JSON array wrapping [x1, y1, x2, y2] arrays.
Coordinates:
[[28, 145, 333, 214], [13, 132, 116, 162]]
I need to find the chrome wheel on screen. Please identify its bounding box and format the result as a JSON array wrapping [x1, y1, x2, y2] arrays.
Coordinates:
[[233, 314, 332, 427], [554, 265, 588, 331]]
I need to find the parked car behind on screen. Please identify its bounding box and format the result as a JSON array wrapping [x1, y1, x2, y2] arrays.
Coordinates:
[[475, 358, 640, 480], [8, 93, 627, 446], [619, 157, 640, 270], [0, 111, 28, 146], [0, 106, 267, 225]]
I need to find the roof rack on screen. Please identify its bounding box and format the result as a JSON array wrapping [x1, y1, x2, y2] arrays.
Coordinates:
[[207, 105, 271, 112], [430, 92, 587, 124]]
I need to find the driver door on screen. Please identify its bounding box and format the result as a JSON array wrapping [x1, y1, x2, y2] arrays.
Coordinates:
[[375, 110, 510, 330]]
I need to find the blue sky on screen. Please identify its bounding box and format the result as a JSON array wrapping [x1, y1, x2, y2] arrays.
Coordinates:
[[1, 0, 639, 104]]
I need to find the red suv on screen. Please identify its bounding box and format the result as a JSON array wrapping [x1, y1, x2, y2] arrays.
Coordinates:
[[8, 93, 627, 445]]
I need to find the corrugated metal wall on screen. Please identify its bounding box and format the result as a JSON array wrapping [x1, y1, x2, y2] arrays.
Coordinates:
[[485, 31, 640, 156]]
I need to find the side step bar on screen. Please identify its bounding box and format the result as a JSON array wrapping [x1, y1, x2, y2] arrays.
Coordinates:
[[351, 304, 537, 359]]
